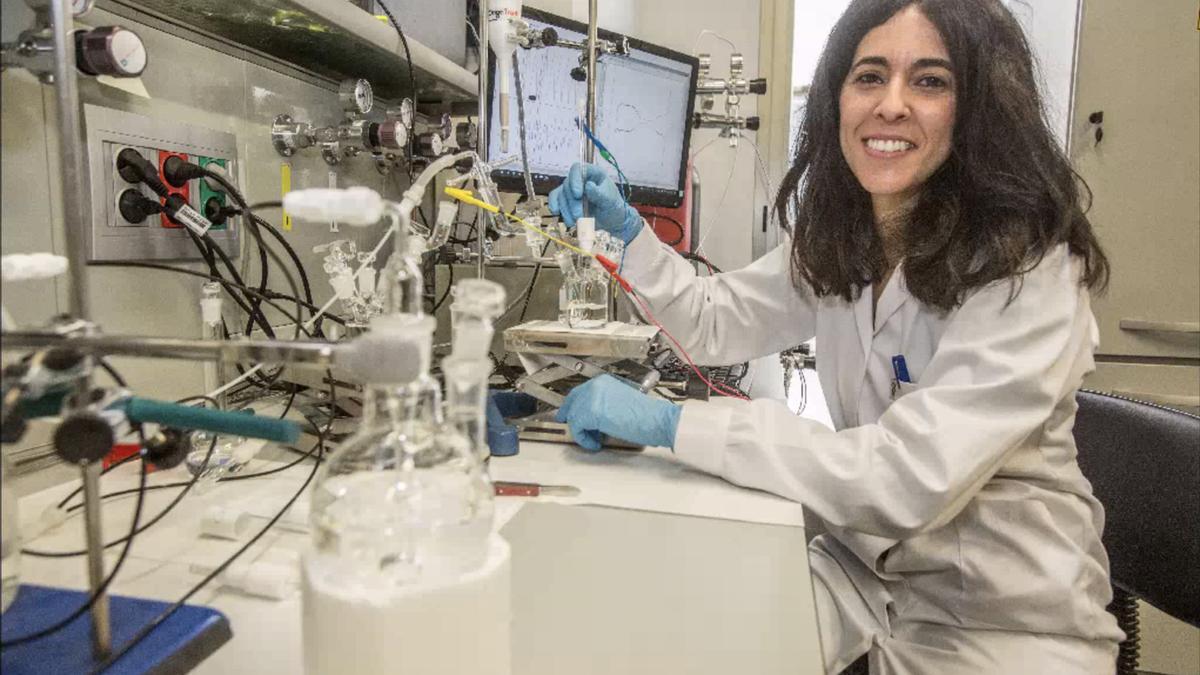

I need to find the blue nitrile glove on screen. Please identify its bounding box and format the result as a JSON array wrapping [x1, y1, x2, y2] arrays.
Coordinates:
[[547, 163, 643, 244], [555, 374, 681, 452]]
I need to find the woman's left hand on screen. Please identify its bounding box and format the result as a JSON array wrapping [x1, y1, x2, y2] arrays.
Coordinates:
[[555, 375, 682, 451]]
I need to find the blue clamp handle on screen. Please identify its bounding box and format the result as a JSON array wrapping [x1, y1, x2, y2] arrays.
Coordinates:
[[124, 397, 301, 444]]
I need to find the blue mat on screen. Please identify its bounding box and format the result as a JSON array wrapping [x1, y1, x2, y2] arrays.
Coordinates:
[[1, 584, 231, 674]]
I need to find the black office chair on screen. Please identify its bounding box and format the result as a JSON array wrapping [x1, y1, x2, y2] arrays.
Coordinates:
[[1073, 389, 1200, 675]]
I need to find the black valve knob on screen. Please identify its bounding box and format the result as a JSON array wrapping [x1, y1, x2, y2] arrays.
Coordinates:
[[748, 78, 768, 95], [570, 66, 587, 82], [540, 27, 559, 47], [744, 116, 761, 131], [54, 412, 115, 465]]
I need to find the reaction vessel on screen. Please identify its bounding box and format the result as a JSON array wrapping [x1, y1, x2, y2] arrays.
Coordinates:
[[302, 206, 511, 675]]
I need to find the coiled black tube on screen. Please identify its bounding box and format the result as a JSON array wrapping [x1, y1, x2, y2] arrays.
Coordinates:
[[1108, 586, 1140, 675]]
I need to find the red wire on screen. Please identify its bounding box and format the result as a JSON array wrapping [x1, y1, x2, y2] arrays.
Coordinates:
[[626, 290, 751, 402], [593, 254, 749, 401]]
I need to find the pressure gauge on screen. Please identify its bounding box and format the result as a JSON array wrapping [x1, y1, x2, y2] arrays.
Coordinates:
[[339, 78, 373, 115], [75, 26, 147, 78], [396, 98, 415, 128]]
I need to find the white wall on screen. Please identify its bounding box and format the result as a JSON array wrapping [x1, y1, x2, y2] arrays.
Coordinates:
[[789, 1, 1081, 150], [531, 0, 765, 271]]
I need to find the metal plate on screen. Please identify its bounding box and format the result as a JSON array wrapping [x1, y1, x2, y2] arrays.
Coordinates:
[[504, 320, 660, 359], [84, 104, 240, 261], [100, 0, 476, 102]]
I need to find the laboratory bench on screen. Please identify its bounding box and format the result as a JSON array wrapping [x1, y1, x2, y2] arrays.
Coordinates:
[[9, 437, 825, 675]]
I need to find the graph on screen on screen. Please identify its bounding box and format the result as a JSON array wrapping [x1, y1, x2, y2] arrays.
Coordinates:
[[488, 13, 696, 205]]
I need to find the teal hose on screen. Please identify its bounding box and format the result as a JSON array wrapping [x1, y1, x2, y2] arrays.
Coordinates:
[[124, 397, 300, 444]]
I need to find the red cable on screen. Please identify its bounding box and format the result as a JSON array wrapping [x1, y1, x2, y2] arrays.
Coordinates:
[[595, 255, 750, 402]]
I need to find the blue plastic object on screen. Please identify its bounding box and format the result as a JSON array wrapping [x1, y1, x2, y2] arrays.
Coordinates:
[[124, 397, 301, 444], [1, 584, 231, 674], [486, 391, 539, 457]]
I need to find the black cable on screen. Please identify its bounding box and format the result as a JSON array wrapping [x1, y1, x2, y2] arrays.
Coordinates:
[[201, 169, 302, 332], [430, 261, 455, 314], [87, 262, 317, 336], [1, 458, 149, 648], [246, 201, 283, 211], [251, 214, 319, 332], [680, 251, 722, 274], [24, 433, 218, 559], [96, 357, 128, 387], [92, 381, 335, 675], [648, 213, 686, 247], [52, 393, 219, 510], [59, 437, 322, 511], [512, 52, 537, 202], [517, 239, 554, 324], [54, 453, 140, 510]]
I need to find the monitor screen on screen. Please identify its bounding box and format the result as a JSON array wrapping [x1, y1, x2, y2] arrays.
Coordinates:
[[487, 8, 698, 208]]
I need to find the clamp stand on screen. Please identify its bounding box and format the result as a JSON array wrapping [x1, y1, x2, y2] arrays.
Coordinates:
[[502, 320, 662, 449]]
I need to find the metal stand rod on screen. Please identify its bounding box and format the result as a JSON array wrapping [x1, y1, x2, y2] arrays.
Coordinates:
[[476, 0, 490, 280], [585, 0, 598, 164], [50, 0, 92, 320], [1, 332, 339, 368], [81, 461, 111, 657], [49, 0, 111, 655]]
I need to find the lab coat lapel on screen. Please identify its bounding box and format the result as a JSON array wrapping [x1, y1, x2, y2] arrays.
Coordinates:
[[873, 263, 910, 336], [853, 288, 873, 358]]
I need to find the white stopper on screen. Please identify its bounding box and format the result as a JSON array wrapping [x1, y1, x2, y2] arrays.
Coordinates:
[[1, 253, 68, 282], [220, 561, 297, 600], [201, 505, 251, 540], [577, 217, 596, 253], [200, 297, 222, 325], [283, 187, 384, 227]]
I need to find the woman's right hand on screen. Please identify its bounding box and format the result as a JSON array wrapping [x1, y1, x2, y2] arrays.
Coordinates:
[[547, 163, 643, 244]]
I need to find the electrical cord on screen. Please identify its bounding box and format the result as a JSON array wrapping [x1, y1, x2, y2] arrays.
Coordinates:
[[91, 382, 335, 674], [512, 52, 537, 202], [52, 393, 218, 512], [517, 239, 554, 324], [23, 434, 218, 559], [87, 261, 320, 337], [648, 213, 686, 247], [199, 169, 302, 332], [430, 261, 455, 314], [96, 357, 128, 387], [680, 251, 720, 274], [1, 457, 149, 648]]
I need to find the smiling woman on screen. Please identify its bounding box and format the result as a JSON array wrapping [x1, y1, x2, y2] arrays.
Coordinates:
[[778, 0, 1108, 312]]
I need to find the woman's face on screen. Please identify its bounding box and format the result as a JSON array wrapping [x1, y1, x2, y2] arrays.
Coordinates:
[[839, 5, 956, 219]]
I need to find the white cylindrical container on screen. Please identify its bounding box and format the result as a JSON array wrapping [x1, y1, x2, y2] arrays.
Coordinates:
[[303, 535, 512, 675]]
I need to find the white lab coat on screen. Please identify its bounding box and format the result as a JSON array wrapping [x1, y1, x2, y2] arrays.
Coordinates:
[[619, 229, 1124, 674]]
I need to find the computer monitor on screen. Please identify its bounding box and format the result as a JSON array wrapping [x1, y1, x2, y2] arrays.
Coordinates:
[[486, 7, 699, 208]]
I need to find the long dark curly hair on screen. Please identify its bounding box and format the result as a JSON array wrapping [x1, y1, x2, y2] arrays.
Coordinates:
[[776, 0, 1108, 311]]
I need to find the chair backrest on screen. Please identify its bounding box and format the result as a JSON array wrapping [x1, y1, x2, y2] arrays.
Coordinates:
[[1073, 390, 1200, 628]]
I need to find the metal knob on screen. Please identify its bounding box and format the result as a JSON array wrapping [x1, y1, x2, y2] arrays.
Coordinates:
[[375, 120, 409, 151], [74, 26, 146, 77]]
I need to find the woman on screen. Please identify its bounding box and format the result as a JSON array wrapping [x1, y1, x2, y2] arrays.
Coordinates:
[[547, 0, 1124, 672]]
